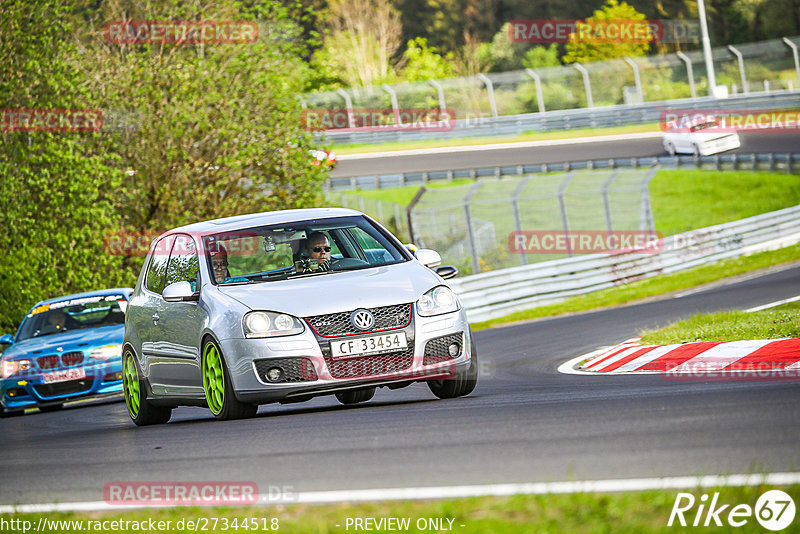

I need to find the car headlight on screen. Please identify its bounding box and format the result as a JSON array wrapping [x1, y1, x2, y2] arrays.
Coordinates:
[[243, 311, 305, 338], [1, 359, 30, 379], [90, 345, 122, 360], [416, 286, 460, 317]]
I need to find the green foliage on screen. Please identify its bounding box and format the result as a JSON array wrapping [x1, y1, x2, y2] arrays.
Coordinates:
[[0, 0, 129, 333], [563, 0, 652, 64], [401, 37, 457, 81], [522, 44, 562, 69]]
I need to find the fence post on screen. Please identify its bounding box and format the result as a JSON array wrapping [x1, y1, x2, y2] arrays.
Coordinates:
[[558, 172, 576, 256], [336, 88, 356, 128], [394, 203, 404, 234], [406, 187, 428, 244], [784, 38, 800, 90], [382, 84, 402, 127], [602, 170, 620, 234], [624, 57, 643, 103], [727, 45, 749, 94], [676, 51, 697, 99], [573, 63, 594, 108], [511, 177, 531, 265], [476, 73, 499, 119], [640, 166, 659, 232], [427, 79, 448, 119], [525, 68, 546, 113], [464, 182, 484, 274]]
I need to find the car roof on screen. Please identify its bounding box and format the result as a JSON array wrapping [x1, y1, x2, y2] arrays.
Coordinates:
[[34, 288, 134, 308], [169, 207, 364, 235]]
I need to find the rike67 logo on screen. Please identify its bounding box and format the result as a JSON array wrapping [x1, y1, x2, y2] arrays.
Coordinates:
[[668, 490, 795, 530]]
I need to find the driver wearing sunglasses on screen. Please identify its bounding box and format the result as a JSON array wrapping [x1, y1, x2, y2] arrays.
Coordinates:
[[304, 231, 334, 271]]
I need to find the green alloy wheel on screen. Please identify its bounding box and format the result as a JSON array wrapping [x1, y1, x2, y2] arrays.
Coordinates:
[[123, 350, 171, 426], [202, 339, 257, 420]]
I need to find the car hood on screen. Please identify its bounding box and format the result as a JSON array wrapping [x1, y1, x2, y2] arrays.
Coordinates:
[[2, 325, 124, 360], [218, 261, 444, 317]]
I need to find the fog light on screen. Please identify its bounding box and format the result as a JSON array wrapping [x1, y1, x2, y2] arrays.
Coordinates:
[[7, 388, 26, 397], [105, 372, 123, 382], [266, 367, 284, 382], [448, 343, 460, 357]]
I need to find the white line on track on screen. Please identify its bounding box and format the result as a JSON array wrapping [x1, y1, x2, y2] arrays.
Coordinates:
[[4, 472, 799, 513], [336, 132, 663, 160], [746, 294, 800, 312]]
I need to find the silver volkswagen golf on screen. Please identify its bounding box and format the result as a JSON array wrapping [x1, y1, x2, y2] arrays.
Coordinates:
[[123, 208, 477, 425]]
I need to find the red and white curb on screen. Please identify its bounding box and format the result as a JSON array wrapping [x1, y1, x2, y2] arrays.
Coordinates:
[[559, 337, 800, 377]]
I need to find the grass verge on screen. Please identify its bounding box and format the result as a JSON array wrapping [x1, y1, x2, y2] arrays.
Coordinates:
[[329, 123, 659, 154], [471, 242, 800, 331], [639, 301, 800, 345], [4, 484, 798, 533]]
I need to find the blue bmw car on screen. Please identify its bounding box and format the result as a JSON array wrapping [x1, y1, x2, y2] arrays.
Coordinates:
[[0, 288, 133, 416]]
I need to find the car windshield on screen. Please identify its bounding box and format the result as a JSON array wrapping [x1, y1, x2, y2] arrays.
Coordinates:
[[16, 294, 128, 342], [203, 216, 408, 285], [691, 120, 719, 132]]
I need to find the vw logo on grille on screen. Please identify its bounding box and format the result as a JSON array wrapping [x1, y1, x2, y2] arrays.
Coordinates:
[[350, 309, 375, 331]]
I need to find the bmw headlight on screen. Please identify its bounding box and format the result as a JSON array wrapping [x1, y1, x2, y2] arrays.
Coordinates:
[[243, 311, 305, 338], [90, 345, 122, 360], [1, 359, 30, 379], [416, 286, 460, 317]]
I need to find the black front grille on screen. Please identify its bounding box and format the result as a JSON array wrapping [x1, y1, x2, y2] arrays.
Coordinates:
[[305, 303, 412, 337], [323, 347, 414, 379], [423, 333, 463, 366], [34, 378, 93, 398], [254, 358, 318, 383], [37, 355, 60, 369], [62, 352, 84, 366]]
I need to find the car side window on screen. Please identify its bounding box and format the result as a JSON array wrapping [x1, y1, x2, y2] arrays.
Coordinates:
[[145, 235, 175, 294], [165, 234, 200, 289]]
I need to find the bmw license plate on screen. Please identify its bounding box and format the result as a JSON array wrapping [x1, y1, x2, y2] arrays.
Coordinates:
[[331, 333, 407, 359], [43, 367, 86, 384]]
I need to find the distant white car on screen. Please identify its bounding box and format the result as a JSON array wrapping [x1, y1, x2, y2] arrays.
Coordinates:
[[662, 115, 741, 156]]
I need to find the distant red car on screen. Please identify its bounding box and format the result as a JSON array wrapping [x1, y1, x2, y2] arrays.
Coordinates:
[[310, 149, 336, 168]]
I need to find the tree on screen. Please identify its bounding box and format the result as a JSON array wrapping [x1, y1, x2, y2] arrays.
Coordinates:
[[401, 37, 457, 81], [563, 0, 653, 64], [314, 0, 403, 87], [0, 0, 128, 332]]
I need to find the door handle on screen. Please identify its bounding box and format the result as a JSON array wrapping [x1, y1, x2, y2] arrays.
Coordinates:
[[152, 312, 160, 324]]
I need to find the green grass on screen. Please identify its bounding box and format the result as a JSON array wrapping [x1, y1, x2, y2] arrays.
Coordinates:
[[471, 242, 800, 331], [639, 301, 800, 345], [332, 169, 800, 239], [329, 123, 659, 154], [5, 485, 798, 533]]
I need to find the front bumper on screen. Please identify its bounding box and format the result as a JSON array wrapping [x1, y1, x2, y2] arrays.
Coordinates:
[[219, 309, 472, 404], [0, 360, 123, 412]]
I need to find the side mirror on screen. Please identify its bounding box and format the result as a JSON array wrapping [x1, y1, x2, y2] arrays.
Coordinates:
[[0, 334, 13, 346], [436, 265, 458, 280], [414, 248, 442, 269], [163, 281, 199, 303]]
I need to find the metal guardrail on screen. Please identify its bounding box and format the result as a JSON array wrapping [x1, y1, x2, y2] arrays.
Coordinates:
[[327, 152, 800, 191], [448, 205, 800, 323], [319, 90, 800, 144]]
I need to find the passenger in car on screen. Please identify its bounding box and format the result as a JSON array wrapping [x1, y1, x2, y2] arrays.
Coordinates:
[[208, 243, 248, 284]]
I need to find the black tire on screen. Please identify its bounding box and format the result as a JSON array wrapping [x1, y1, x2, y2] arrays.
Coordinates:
[[38, 403, 63, 413], [692, 144, 701, 158], [202, 339, 258, 421], [335, 387, 376, 405], [123, 349, 172, 426], [427, 336, 478, 399], [665, 142, 676, 156]]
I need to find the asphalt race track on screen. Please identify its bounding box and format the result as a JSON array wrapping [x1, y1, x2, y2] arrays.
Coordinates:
[[2, 263, 799, 507], [331, 131, 800, 177]]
